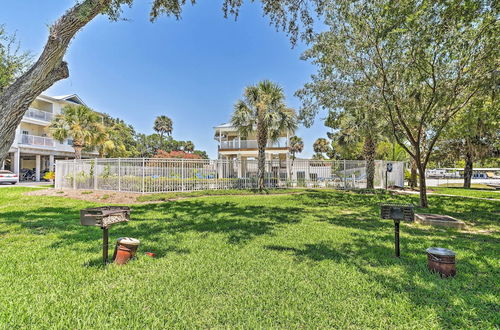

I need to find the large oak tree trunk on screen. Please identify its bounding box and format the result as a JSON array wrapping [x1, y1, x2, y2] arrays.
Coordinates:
[[363, 135, 376, 189], [463, 150, 473, 189], [0, 0, 110, 163]]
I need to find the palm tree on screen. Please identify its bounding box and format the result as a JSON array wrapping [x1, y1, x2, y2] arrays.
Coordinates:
[[49, 105, 106, 159], [183, 140, 195, 153], [289, 136, 304, 163], [153, 115, 173, 143], [326, 108, 383, 189], [313, 138, 330, 159], [231, 80, 297, 190], [97, 122, 130, 158]]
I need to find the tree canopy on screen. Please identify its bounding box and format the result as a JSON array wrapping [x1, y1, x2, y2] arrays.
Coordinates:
[[0, 26, 31, 92], [0, 0, 326, 163], [298, 0, 498, 206]]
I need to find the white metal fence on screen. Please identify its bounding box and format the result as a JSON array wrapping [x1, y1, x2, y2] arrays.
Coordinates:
[[55, 158, 405, 193]]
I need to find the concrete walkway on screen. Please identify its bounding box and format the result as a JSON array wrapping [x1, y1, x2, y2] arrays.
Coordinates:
[[0, 181, 51, 188], [392, 189, 499, 202]]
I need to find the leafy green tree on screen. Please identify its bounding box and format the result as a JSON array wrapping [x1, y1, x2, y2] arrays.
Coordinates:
[[434, 94, 499, 188], [49, 105, 106, 159], [193, 150, 209, 159], [154, 115, 173, 143], [135, 133, 163, 157], [298, 0, 498, 207], [231, 80, 297, 190], [0, 0, 325, 164], [0, 26, 31, 92], [99, 113, 138, 157]]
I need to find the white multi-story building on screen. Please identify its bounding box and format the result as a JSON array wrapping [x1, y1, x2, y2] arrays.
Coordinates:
[[214, 122, 292, 178], [214, 122, 292, 161], [2, 94, 98, 181]]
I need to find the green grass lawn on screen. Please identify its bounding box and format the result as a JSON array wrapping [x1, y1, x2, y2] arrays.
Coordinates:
[[0, 187, 498, 328], [432, 186, 500, 200]]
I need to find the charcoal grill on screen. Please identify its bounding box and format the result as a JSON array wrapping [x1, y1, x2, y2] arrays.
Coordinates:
[[380, 204, 414, 257], [80, 206, 131, 264]]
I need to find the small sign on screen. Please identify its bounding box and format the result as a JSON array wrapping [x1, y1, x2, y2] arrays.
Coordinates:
[[386, 163, 393, 172], [380, 204, 414, 222]]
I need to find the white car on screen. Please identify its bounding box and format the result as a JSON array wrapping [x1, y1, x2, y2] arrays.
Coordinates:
[[0, 170, 19, 185]]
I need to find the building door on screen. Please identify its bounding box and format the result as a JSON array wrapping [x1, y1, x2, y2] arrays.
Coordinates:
[[21, 130, 29, 144]]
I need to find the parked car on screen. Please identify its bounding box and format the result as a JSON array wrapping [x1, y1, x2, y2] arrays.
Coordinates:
[[0, 170, 19, 185]]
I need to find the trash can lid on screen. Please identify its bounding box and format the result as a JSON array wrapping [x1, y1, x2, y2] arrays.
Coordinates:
[[426, 247, 456, 256], [117, 237, 140, 245]]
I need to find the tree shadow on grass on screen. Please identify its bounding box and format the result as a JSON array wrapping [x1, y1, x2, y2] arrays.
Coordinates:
[[264, 231, 499, 328], [0, 199, 304, 255], [130, 200, 303, 244], [294, 189, 499, 228]]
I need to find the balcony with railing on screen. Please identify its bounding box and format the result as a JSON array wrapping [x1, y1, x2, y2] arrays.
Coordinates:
[[24, 108, 53, 122], [219, 138, 289, 150], [19, 134, 55, 148]]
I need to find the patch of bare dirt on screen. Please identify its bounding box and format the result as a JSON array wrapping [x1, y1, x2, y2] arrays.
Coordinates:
[[25, 188, 149, 204]]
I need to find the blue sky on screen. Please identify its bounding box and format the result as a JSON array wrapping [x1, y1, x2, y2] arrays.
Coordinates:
[[1, 0, 329, 158]]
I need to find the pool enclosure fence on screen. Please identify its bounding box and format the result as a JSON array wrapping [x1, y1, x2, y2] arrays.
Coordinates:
[[55, 158, 405, 193]]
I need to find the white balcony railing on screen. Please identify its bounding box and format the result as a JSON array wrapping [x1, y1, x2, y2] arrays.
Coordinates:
[[220, 138, 288, 150], [24, 108, 53, 122], [19, 134, 55, 148]]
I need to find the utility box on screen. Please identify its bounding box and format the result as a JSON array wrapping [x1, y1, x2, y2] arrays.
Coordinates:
[[80, 206, 130, 228]]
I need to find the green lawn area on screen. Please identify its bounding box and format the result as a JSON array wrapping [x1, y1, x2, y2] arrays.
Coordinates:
[[432, 186, 500, 200], [0, 187, 498, 328]]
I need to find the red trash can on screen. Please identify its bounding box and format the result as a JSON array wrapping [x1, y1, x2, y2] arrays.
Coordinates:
[[113, 237, 140, 265]]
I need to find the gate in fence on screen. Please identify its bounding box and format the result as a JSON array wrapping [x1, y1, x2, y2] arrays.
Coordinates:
[[55, 158, 405, 193]]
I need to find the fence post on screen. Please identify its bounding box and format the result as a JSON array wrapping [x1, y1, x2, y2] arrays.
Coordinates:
[[343, 159, 347, 189], [118, 158, 121, 192], [142, 158, 145, 194], [94, 158, 98, 190], [73, 159, 76, 189], [181, 159, 185, 191]]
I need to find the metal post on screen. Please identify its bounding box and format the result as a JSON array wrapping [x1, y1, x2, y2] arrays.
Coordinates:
[[102, 227, 109, 265], [142, 158, 145, 194], [118, 158, 121, 192], [385, 167, 388, 191], [181, 159, 185, 191], [94, 158, 98, 190], [343, 159, 347, 189], [394, 220, 400, 258], [73, 159, 76, 189]]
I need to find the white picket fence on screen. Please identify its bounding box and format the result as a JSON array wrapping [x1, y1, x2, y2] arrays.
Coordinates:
[[55, 158, 405, 193]]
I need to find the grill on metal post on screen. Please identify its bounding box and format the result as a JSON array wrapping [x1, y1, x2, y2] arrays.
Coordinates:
[[380, 204, 414, 257], [80, 206, 131, 265]]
